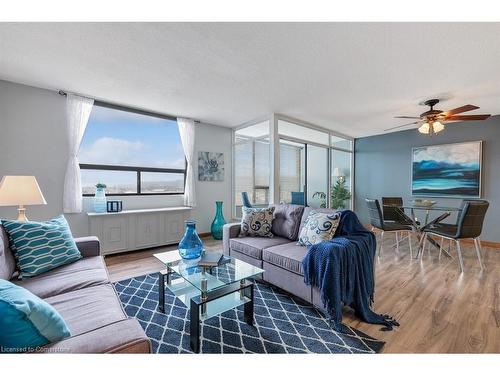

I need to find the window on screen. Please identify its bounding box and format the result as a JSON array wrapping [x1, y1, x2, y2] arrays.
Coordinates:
[[79, 103, 186, 196]]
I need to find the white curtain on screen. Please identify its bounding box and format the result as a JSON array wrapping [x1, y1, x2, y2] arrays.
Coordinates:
[[177, 118, 196, 207], [63, 94, 94, 213]]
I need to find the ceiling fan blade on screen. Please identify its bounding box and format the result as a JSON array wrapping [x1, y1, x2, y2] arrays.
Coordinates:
[[384, 121, 421, 131], [444, 104, 479, 116], [446, 114, 491, 121], [394, 116, 421, 119]]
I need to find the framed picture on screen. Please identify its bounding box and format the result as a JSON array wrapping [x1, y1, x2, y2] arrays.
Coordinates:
[[411, 141, 482, 197], [198, 151, 224, 181]]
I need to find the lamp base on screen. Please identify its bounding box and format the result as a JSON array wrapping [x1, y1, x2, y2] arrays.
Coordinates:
[[17, 205, 28, 222]]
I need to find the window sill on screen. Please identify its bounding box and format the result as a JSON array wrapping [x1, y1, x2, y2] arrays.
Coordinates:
[[86, 206, 192, 217]]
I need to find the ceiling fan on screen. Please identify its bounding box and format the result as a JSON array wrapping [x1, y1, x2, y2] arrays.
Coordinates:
[[386, 99, 491, 135]]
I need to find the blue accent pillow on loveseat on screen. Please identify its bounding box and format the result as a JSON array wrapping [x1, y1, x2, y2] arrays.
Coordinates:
[[0, 279, 70, 351], [1, 215, 81, 279]]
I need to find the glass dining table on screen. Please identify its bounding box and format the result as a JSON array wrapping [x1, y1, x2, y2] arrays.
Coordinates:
[[382, 203, 463, 259]]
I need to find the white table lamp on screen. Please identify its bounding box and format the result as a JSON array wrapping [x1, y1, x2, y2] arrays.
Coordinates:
[[333, 168, 345, 183], [0, 176, 47, 221]]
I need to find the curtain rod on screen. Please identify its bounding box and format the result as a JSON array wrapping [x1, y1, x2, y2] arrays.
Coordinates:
[[58, 89, 201, 124]]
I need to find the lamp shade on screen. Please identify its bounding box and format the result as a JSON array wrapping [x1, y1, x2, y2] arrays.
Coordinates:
[[0, 176, 47, 206], [333, 167, 341, 177]]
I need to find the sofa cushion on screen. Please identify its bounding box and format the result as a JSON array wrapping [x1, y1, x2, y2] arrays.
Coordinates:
[[299, 207, 340, 234], [0, 279, 71, 350], [0, 226, 16, 280], [298, 210, 341, 246], [230, 236, 290, 260], [2, 216, 82, 279], [262, 242, 309, 275], [43, 318, 151, 353], [13, 256, 109, 299], [240, 206, 275, 238], [44, 284, 127, 337], [271, 204, 305, 240]]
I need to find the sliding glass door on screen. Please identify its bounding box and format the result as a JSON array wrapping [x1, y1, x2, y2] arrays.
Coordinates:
[[279, 139, 305, 204], [331, 149, 352, 209], [306, 145, 329, 208]]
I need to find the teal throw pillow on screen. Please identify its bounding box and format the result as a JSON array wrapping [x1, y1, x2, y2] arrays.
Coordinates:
[[0, 279, 70, 352], [1, 215, 81, 279]]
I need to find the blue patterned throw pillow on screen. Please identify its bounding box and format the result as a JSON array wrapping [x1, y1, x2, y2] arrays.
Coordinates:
[[239, 206, 275, 237], [0, 279, 70, 351], [298, 210, 341, 246], [1, 215, 81, 279]]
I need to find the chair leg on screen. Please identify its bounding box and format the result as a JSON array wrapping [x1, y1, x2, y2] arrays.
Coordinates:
[[439, 237, 444, 259], [377, 231, 384, 257], [395, 232, 399, 252], [473, 238, 484, 270], [408, 231, 413, 258], [421, 233, 427, 256], [455, 240, 464, 273]]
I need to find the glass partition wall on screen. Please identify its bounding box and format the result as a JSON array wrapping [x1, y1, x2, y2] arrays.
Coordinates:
[[234, 120, 270, 215], [233, 115, 353, 218]]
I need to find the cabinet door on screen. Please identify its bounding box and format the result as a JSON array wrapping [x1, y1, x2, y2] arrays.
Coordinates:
[[135, 214, 162, 249], [101, 217, 129, 254], [164, 211, 185, 244]]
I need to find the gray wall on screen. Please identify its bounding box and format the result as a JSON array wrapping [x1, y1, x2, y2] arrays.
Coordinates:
[[354, 116, 500, 242], [0, 79, 232, 236]]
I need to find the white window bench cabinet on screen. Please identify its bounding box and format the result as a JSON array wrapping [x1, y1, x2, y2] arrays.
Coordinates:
[[87, 207, 192, 255]]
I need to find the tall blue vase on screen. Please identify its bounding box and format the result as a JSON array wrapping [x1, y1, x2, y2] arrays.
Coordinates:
[[178, 220, 204, 260], [94, 187, 107, 213], [210, 201, 226, 240]]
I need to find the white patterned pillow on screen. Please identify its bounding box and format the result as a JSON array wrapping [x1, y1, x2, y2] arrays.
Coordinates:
[[298, 211, 340, 246], [239, 207, 275, 238]]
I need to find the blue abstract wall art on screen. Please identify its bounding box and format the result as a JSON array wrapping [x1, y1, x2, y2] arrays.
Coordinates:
[[412, 141, 482, 197]]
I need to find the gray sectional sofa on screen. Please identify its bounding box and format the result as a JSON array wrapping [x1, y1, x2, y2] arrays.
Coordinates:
[[223, 204, 335, 310], [0, 227, 151, 353]]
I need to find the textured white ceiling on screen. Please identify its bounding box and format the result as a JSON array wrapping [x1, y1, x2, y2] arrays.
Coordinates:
[[1, 23, 500, 137]]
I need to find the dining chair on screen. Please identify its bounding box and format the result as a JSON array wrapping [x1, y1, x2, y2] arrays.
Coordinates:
[[366, 198, 414, 257], [291, 191, 305, 205], [241, 192, 252, 208], [422, 199, 489, 272], [381, 196, 415, 249]]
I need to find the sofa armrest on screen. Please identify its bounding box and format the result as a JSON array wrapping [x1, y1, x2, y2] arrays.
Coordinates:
[[42, 319, 151, 353], [75, 236, 101, 257], [223, 222, 241, 256]]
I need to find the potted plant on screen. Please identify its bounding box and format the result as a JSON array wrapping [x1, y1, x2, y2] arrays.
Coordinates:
[[313, 179, 352, 209]]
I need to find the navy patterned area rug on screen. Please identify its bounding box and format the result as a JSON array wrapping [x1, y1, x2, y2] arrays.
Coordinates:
[[114, 273, 385, 354]]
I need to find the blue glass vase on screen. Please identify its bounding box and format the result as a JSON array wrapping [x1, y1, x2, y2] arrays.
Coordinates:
[[94, 187, 107, 213], [210, 201, 226, 240], [178, 220, 204, 260]]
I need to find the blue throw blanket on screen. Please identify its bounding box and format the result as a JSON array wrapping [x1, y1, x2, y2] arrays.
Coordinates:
[[302, 210, 399, 331]]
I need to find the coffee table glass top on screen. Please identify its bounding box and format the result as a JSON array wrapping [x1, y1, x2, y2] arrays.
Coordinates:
[[154, 250, 264, 293]]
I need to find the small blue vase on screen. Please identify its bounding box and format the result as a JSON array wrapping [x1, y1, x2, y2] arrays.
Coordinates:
[[178, 220, 204, 260], [94, 187, 107, 213], [210, 201, 226, 240]]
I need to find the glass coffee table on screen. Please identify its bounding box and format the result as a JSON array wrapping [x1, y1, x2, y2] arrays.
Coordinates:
[[153, 251, 264, 353]]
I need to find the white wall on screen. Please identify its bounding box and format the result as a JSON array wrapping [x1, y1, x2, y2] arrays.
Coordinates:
[[0, 80, 232, 237], [193, 123, 233, 232]]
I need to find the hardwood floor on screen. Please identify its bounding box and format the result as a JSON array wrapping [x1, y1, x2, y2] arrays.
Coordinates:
[[105, 235, 500, 353]]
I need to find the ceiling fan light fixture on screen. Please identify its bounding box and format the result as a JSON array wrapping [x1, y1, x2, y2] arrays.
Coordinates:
[[433, 121, 445, 133], [418, 122, 430, 134]]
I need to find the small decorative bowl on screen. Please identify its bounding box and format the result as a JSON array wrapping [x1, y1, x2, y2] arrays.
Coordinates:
[[412, 199, 436, 207]]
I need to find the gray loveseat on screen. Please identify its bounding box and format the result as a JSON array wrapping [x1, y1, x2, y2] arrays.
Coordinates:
[[0, 227, 151, 353], [223, 204, 336, 310]]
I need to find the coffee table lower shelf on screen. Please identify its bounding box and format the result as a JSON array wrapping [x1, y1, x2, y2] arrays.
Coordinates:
[[157, 270, 255, 353]]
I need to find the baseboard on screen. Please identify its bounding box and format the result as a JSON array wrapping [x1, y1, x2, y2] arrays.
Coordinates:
[[199, 232, 213, 238]]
